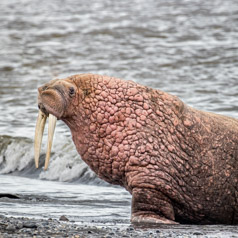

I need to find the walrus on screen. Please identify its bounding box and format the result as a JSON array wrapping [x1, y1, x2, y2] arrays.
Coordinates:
[[35, 73, 238, 225]]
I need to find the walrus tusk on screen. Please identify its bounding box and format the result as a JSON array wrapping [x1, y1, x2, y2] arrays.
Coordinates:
[[44, 113, 57, 170], [34, 110, 47, 168]]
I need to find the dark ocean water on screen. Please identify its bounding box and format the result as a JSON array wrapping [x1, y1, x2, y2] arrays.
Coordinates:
[[0, 0, 238, 235]]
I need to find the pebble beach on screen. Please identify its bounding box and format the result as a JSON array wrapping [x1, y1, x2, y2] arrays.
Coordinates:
[[1, 215, 238, 238]]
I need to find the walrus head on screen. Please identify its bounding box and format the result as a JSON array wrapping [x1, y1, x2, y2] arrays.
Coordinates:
[[35, 76, 82, 170]]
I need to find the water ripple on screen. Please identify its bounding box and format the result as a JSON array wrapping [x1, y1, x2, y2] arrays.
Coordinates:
[[0, 0, 237, 134]]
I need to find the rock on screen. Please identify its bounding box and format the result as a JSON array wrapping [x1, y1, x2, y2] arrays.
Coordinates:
[[16, 222, 23, 229], [59, 215, 69, 221], [6, 224, 16, 231], [193, 231, 204, 236], [0, 193, 20, 199], [23, 222, 37, 229], [42, 221, 49, 226]]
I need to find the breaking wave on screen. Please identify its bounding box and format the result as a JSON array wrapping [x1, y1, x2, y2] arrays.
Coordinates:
[[0, 135, 105, 185]]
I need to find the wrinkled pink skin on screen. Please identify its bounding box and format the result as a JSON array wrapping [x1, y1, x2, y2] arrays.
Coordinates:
[[38, 74, 238, 224]]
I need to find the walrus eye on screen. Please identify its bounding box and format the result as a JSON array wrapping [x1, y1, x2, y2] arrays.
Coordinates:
[[69, 87, 75, 97]]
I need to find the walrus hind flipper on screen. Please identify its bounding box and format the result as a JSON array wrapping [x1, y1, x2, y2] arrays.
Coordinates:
[[131, 213, 178, 225], [131, 188, 178, 224]]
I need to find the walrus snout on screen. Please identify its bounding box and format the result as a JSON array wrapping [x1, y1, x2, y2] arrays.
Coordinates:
[[35, 82, 63, 171], [38, 86, 66, 119]]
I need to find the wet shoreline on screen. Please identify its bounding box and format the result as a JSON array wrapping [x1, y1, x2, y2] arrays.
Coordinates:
[[1, 215, 238, 238]]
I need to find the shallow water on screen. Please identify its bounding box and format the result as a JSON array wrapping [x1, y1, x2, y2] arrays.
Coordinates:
[[0, 0, 238, 232], [0, 175, 130, 224]]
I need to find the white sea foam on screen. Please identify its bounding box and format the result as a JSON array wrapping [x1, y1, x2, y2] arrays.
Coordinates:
[[0, 136, 33, 174], [0, 134, 102, 184]]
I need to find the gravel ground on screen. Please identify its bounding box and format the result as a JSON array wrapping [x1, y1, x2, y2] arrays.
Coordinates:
[[1, 215, 238, 238]]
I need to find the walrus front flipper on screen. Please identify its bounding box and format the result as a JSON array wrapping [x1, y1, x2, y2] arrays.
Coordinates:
[[131, 188, 178, 225]]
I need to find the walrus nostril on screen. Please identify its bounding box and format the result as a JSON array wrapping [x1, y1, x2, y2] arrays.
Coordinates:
[[38, 103, 44, 110], [38, 103, 48, 115]]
